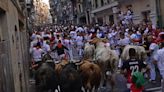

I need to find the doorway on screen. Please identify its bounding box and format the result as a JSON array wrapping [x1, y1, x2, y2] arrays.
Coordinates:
[[109, 15, 114, 25], [142, 10, 151, 24], [97, 17, 103, 25]]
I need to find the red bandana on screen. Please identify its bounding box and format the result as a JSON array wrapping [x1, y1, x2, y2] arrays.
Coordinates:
[[57, 43, 62, 48]]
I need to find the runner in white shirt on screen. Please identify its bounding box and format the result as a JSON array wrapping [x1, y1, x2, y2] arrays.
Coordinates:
[[76, 33, 84, 58], [30, 42, 44, 68], [70, 30, 77, 40], [31, 32, 37, 40], [96, 29, 102, 38], [118, 32, 130, 46], [148, 43, 159, 83], [42, 41, 51, 55], [76, 26, 84, 33], [154, 42, 164, 91], [63, 37, 74, 60]]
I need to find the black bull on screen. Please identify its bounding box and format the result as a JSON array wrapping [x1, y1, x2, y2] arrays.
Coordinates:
[[35, 62, 83, 92], [59, 63, 83, 92], [35, 62, 58, 92]]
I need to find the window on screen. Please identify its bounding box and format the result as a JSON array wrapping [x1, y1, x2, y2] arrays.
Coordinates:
[[104, 0, 108, 5], [142, 11, 151, 24], [95, 0, 98, 8], [107, 0, 110, 4], [109, 15, 114, 25], [97, 17, 103, 25], [101, 0, 104, 6], [78, 4, 81, 12]]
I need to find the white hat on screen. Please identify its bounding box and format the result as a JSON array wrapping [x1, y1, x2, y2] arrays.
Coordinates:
[[125, 28, 129, 32], [149, 43, 158, 50]]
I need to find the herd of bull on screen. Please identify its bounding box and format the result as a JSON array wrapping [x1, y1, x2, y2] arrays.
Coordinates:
[[34, 38, 147, 92]]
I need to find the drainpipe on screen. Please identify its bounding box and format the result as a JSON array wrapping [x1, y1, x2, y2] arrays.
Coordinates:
[[156, 0, 163, 28]]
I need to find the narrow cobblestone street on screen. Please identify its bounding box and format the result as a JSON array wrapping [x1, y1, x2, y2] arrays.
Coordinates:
[[1, 0, 164, 92]]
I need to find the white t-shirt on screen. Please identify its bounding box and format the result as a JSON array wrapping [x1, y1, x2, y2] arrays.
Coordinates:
[[97, 32, 102, 38], [90, 28, 95, 33], [63, 39, 70, 47], [41, 31, 45, 37], [31, 33, 37, 40], [76, 36, 83, 46], [70, 31, 77, 39], [42, 42, 50, 54], [154, 48, 164, 78], [118, 38, 130, 46], [30, 40, 38, 48], [76, 27, 84, 32], [43, 34, 51, 39], [31, 47, 44, 62]]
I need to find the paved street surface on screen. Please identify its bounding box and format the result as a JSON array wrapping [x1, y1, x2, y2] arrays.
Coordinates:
[[144, 70, 162, 92], [28, 70, 162, 92], [29, 80, 36, 92], [29, 79, 162, 92], [29, 49, 163, 92]]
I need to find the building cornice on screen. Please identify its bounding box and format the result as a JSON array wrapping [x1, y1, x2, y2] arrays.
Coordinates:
[[91, 1, 119, 14]]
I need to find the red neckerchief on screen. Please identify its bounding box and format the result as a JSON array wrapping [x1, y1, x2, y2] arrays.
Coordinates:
[[57, 43, 62, 48]]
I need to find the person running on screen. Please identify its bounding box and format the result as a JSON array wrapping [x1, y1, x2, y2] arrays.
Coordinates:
[[147, 43, 159, 83], [63, 36, 74, 61], [121, 48, 147, 92], [42, 40, 51, 55], [154, 42, 164, 92], [76, 32, 84, 58], [52, 40, 69, 61], [30, 42, 44, 69]]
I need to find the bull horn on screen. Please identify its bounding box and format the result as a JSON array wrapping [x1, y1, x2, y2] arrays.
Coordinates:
[[46, 60, 54, 63], [75, 61, 84, 66]]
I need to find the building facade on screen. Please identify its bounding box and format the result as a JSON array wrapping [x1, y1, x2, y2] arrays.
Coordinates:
[[91, 0, 118, 25], [75, 0, 92, 25], [33, 0, 52, 26], [49, 0, 74, 25], [159, 0, 164, 27], [0, 0, 30, 92], [118, 0, 157, 26], [74, 0, 164, 27], [26, 0, 35, 33]]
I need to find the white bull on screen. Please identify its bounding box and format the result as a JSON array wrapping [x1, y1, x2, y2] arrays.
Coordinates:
[[91, 38, 119, 86], [83, 42, 95, 60], [121, 45, 147, 61]]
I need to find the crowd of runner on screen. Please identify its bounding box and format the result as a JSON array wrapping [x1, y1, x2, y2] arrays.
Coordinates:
[[29, 21, 164, 91]]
